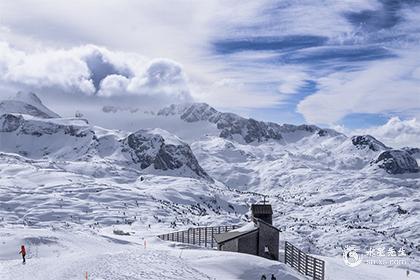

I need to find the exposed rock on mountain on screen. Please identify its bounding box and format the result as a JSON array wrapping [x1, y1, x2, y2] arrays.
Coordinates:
[[158, 103, 339, 143], [0, 113, 95, 160], [402, 147, 420, 157], [374, 150, 419, 174], [351, 135, 390, 151], [0, 114, 24, 132], [121, 129, 212, 181]]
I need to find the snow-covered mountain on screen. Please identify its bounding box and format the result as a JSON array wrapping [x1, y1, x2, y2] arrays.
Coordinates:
[[1, 93, 419, 276], [0, 91, 60, 118], [0, 93, 211, 181], [158, 102, 418, 175], [158, 103, 340, 144]]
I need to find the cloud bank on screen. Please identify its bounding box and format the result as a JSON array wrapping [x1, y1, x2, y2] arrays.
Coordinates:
[[297, 51, 420, 124], [0, 43, 192, 104], [353, 117, 420, 149]]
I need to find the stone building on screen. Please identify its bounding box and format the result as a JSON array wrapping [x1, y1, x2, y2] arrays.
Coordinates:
[[213, 204, 280, 260]]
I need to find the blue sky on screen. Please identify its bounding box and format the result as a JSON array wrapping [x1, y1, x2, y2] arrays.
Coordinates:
[[0, 0, 419, 144], [205, 0, 420, 127]]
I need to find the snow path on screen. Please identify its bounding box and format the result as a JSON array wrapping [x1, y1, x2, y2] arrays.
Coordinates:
[[1, 250, 211, 280]]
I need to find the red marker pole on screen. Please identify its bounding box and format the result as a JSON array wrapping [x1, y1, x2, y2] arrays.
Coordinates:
[[85, 272, 88, 280]]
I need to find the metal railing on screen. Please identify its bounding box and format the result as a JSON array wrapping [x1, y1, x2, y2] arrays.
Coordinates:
[[157, 225, 240, 248], [285, 241, 325, 280]]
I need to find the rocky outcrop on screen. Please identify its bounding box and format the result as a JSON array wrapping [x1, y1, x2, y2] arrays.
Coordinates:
[[0, 114, 24, 132], [0, 113, 96, 159], [121, 129, 213, 181], [351, 135, 389, 151], [374, 150, 419, 174], [402, 147, 420, 157], [0, 113, 92, 138]]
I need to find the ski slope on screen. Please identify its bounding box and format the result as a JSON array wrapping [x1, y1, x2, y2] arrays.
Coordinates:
[[0, 226, 303, 280]]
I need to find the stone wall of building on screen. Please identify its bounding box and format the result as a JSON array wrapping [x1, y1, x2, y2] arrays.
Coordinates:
[[220, 238, 238, 252], [257, 222, 279, 260], [237, 231, 258, 256]]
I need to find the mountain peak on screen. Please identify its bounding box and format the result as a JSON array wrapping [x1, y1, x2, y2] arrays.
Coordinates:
[[351, 135, 390, 151], [0, 91, 60, 118], [13, 91, 43, 106]]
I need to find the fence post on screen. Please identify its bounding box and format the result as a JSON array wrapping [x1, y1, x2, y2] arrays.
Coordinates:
[[198, 228, 201, 246], [205, 227, 208, 247], [211, 227, 214, 248], [313, 259, 316, 279], [298, 249, 301, 273]]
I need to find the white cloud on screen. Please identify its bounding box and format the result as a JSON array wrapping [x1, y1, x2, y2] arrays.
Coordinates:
[[1, 43, 96, 94], [191, 77, 280, 108], [277, 72, 309, 95], [0, 0, 420, 125], [297, 51, 420, 124], [352, 117, 420, 148], [0, 43, 193, 105], [0, 0, 377, 111]]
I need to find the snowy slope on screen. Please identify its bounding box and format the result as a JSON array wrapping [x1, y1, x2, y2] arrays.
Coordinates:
[[1, 95, 419, 278], [190, 135, 420, 267], [0, 226, 417, 280], [0, 102, 212, 180], [156, 103, 420, 272], [0, 227, 304, 280]]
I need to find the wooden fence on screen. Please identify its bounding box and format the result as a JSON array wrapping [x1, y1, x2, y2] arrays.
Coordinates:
[[285, 241, 325, 280], [157, 225, 239, 248]]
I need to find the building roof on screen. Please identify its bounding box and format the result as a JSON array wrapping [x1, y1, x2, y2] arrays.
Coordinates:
[[254, 218, 280, 232], [214, 219, 280, 244], [251, 204, 273, 215], [214, 223, 258, 244]]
